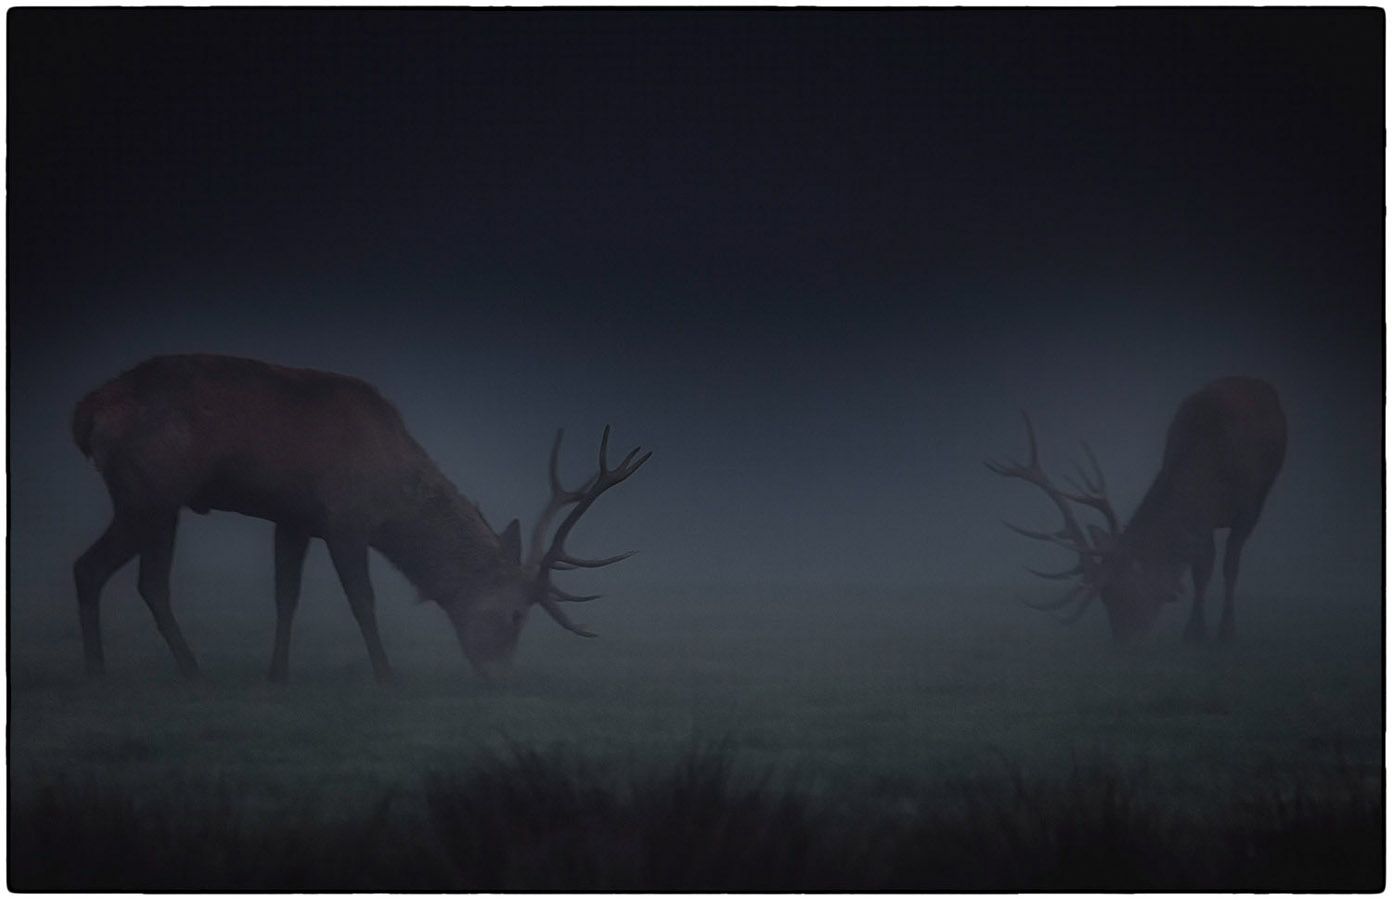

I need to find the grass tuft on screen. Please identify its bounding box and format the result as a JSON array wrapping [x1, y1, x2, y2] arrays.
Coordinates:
[[11, 744, 1384, 891]]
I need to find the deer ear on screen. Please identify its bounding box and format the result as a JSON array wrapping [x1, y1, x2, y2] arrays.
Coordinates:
[[499, 519, 522, 564]]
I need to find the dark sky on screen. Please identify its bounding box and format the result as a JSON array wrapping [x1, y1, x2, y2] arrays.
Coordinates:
[[8, 9, 1384, 614]]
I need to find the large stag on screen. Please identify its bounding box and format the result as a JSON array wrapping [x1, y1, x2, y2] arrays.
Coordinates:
[[988, 377, 1286, 642], [71, 354, 650, 682]]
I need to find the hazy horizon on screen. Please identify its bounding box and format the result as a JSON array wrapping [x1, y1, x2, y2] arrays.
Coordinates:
[[9, 8, 1382, 638]]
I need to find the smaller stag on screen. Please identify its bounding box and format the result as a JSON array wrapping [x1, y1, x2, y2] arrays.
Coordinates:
[[72, 354, 651, 682], [987, 377, 1286, 642]]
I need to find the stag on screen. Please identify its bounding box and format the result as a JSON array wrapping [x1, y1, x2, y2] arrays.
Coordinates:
[[71, 354, 650, 682], [987, 377, 1286, 642]]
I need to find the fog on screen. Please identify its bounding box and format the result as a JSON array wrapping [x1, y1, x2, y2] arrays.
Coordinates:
[[8, 10, 1383, 889], [11, 11, 1380, 619], [11, 292, 1380, 608]]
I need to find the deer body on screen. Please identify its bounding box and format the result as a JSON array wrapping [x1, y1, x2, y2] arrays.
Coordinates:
[[990, 377, 1286, 642], [72, 354, 649, 682], [1118, 378, 1286, 637]]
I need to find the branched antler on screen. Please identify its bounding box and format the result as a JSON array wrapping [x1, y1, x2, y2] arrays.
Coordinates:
[[1060, 441, 1120, 536], [986, 412, 1116, 621], [986, 413, 1102, 559], [527, 426, 651, 637]]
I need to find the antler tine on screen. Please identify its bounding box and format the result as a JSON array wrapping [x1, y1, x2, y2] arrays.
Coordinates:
[[530, 426, 651, 635], [1003, 521, 1078, 550], [592, 426, 656, 487], [1060, 490, 1121, 537], [548, 428, 590, 498], [1003, 521, 1058, 541], [550, 585, 601, 603], [549, 428, 566, 494], [1057, 442, 1120, 536], [1067, 467, 1098, 499], [990, 414, 1118, 625], [988, 412, 1113, 587], [983, 411, 1042, 479], [1020, 409, 1041, 468], [1080, 442, 1107, 494], [1023, 561, 1086, 580], [1065, 447, 1103, 497], [527, 429, 595, 567], [1001, 521, 1104, 558], [597, 424, 611, 475], [1080, 442, 1120, 536], [552, 550, 637, 569], [542, 490, 628, 575], [615, 446, 646, 474], [536, 592, 596, 637]]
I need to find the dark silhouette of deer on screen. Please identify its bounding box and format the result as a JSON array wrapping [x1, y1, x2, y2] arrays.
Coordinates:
[[987, 377, 1286, 642], [71, 354, 650, 682]]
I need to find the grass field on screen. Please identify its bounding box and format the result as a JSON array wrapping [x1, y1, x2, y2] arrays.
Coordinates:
[[9, 575, 1384, 890]]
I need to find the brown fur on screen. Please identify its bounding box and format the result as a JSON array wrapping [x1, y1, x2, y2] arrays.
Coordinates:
[[1108, 377, 1287, 641], [995, 376, 1286, 643], [1125, 376, 1287, 563], [72, 354, 515, 680]]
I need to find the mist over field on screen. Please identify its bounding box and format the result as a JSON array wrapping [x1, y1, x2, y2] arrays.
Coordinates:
[[8, 8, 1383, 891]]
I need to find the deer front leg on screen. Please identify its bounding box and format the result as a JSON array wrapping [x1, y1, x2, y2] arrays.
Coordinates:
[[73, 519, 142, 678], [269, 525, 311, 683], [326, 535, 393, 683], [137, 510, 200, 679], [1219, 519, 1256, 644], [1183, 532, 1216, 642]]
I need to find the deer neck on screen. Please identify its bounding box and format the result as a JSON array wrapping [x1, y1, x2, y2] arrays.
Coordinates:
[[372, 470, 509, 605], [1122, 470, 1211, 565]]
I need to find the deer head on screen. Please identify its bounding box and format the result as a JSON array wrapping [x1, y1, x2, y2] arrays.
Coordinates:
[[443, 426, 651, 680], [987, 413, 1180, 641]]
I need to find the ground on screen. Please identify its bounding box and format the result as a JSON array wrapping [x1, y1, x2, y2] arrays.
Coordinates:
[[8, 573, 1383, 889]]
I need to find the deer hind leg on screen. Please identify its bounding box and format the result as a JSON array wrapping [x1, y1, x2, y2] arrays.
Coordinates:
[[1219, 517, 1258, 644], [74, 520, 142, 677], [1183, 532, 1216, 642], [136, 510, 200, 678], [326, 536, 393, 683], [269, 525, 310, 684]]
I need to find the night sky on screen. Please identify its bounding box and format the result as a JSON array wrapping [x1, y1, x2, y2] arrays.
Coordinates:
[[8, 9, 1383, 620]]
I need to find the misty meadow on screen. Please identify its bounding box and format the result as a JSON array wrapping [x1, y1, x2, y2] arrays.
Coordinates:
[[11, 575, 1384, 890], [9, 7, 1384, 893]]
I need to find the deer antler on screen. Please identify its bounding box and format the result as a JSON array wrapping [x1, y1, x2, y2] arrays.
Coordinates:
[[528, 426, 651, 637], [1060, 441, 1120, 536], [986, 412, 1113, 619], [526, 429, 593, 569], [986, 413, 1103, 558]]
